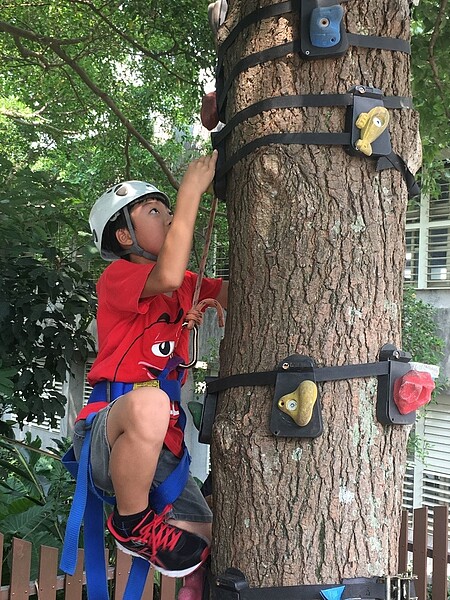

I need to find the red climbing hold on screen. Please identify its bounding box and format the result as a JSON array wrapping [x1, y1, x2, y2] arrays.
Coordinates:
[[201, 91, 219, 130], [393, 370, 435, 414]]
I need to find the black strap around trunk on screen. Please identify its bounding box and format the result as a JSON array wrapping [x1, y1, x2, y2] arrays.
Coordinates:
[[377, 152, 421, 198], [216, 1, 411, 116], [213, 129, 419, 199], [215, 570, 390, 600], [213, 94, 413, 147], [217, 35, 410, 116], [207, 361, 390, 394], [215, 131, 351, 175]]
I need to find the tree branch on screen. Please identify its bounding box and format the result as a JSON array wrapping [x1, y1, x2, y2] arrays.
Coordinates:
[[59, 64, 90, 112], [12, 33, 50, 68], [124, 130, 131, 180], [67, 0, 199, 87], [0, 107, 78, 136], [2, 18, 90, 45], [0, 19, 180, 190], [48, 42, 180, 190], [427, 0, 450, 122]]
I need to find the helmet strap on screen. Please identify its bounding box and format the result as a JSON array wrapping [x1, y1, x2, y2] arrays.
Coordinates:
[[121, 205, 158, 262]]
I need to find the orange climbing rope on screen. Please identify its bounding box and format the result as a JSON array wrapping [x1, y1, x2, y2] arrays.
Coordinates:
[[185, 195, 224, 330], [180, 195, 224, 369]]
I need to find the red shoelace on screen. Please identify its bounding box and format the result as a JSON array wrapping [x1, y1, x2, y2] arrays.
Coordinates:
[[135, 506, 182, 559]]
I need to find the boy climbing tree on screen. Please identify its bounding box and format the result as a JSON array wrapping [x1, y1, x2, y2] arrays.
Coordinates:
[[61, 151, 227, 599]]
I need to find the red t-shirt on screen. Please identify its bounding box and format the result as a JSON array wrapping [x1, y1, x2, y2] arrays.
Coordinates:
[[87, 259, 222, 455]]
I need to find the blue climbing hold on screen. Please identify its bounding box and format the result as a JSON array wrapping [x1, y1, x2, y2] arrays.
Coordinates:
[[309, 5, 343, 48], [320, 585, 346, 600]]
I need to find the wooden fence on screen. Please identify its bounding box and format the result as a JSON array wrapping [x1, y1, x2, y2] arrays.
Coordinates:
[[398, 505, 449, 600], [0, 532, 176, 600], [1, 506, 449, 600]]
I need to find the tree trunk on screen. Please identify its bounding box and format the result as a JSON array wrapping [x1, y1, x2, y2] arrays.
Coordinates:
[[212, 0, 420, 587]]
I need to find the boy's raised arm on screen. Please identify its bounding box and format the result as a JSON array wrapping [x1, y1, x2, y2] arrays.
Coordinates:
[[142, 150, 218, 298]]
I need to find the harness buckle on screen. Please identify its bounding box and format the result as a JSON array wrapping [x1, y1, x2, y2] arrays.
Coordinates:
[[133, 380, 160, 389]]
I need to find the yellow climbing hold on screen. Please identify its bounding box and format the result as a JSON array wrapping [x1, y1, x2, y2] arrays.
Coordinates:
[[278, 380, 318, 427], [355, 106, 390, 156]]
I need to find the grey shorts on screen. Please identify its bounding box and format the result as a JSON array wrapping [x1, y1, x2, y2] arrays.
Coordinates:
[[72, 401, 212, 523]]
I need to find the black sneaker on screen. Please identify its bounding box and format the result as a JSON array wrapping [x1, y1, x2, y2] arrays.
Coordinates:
[[106, 505, 210, 577]]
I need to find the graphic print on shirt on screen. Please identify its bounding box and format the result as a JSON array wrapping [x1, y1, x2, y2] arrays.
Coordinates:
[[112, 308, 184, 381]]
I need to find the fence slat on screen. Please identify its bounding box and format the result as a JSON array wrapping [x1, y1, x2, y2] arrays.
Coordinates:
[[0, 532, 3, 588], [141, 565, 155, 600], [432, 505, 448, 600], [3, 506, 450, 600], [38, 545, 59, 600], [398, 509, 409, 572], [114, 550, 156, 600], [114, 550, 133, 599], [9, 537, 32, 600], [64, 549, 84, 600], [160, 575, 177, 600], [413, 506, 428, 600]]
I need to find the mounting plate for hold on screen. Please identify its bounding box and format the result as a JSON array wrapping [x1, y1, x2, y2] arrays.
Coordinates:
[[345, 85, 392, 158], [269, 354, 323, 438], [198, 376, 219, 444], [376, 344, 414, 426]]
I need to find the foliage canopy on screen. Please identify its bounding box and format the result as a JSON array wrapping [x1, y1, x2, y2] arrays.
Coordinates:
[[410, 0, 450, 189], [0, 160, 96, 429]]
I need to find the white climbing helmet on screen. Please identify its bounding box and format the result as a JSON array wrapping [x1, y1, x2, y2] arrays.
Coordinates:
[[89, 180, 171, 261]]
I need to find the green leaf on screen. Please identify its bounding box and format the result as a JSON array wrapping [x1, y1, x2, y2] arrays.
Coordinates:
[[1, 504, 48, 537], [188, 401, 204, 431], [3, 496, 36, 517], [0, 459, 36, 484]]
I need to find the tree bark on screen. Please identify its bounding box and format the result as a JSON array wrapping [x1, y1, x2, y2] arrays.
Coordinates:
[[212, 0, 420, 587]]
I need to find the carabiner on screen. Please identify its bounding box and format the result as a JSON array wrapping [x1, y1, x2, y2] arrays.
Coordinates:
[[179, 324, 199, 369]]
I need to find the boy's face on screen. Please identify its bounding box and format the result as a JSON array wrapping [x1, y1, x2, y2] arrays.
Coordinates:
[[119, 197, 173, 261]]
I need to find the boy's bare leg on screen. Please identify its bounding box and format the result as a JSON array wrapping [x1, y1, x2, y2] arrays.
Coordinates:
[[106, 387, 170, 515], [178, 565, 206, 600], [105, 387, 211, 579], [168, 520, 212, 543]]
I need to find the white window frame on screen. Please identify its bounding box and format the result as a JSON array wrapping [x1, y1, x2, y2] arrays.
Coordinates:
[[405, 180, 450, 289]]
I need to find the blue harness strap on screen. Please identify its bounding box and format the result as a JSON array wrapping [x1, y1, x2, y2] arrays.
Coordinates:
[[83, 476, 109, 599], [150, 446, 191, 513], [60, 414, 110, 600], [89, 380, 133, 402], [60, 356, 190, 599], [123, 557, 151, 600], [60, 413, 95, 575], [61, 417, 149, 600]]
